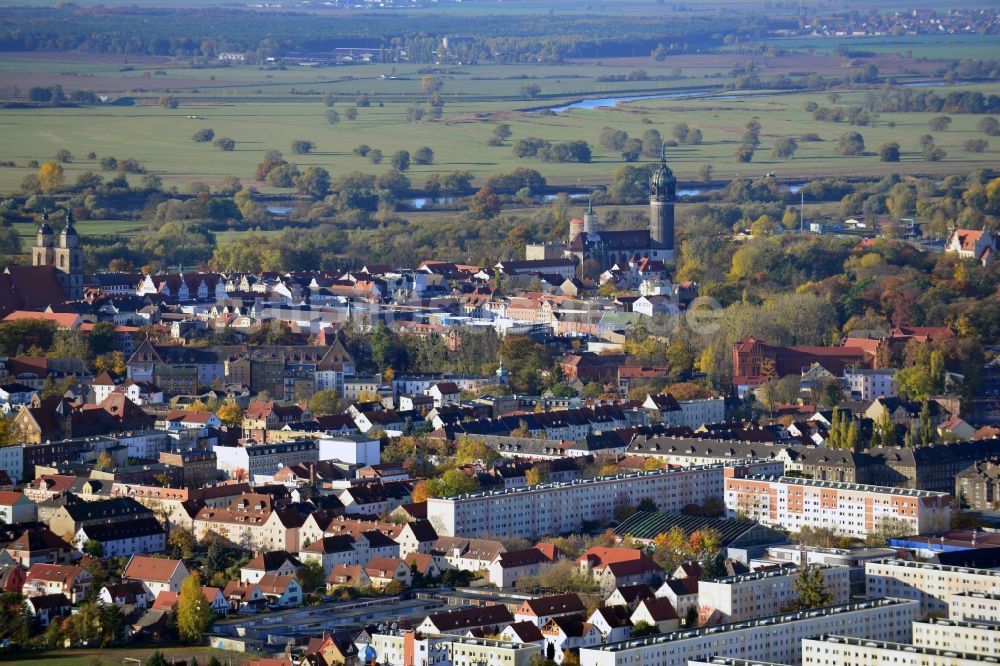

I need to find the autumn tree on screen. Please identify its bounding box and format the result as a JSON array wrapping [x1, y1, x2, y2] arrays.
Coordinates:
[[94, 451, 115, 471], [168, 526, 197, 560], [177, 572, 214, 643], [38, 162, 64, 194], [425, 469, 480, 498], [215, 401, 244, 430], [308, 388, 341, 416], [469, 185, 502, 219], [455, 437, 500, 466]]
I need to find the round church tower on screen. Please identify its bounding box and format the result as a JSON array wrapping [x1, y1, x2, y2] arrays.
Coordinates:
[[649, 146, 676, 261]]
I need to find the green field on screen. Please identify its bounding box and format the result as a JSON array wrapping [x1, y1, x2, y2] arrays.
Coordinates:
[[1, 79, 997, 194], [1, 646, 247, 666]]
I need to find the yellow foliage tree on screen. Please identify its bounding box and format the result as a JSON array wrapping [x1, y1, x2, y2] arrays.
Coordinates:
[[38, 162, 64, 194], [177, 571, 213, 643], [216, 401, 245, 429]]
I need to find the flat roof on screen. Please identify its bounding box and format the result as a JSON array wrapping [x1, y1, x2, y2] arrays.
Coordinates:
[[869, 559, 1000, 578], [809, 635, 999, 662], [740, 475, 950, 498], [918, 617, 1000, 632], [431, 464, 730, 501], [593, 598, 915, 653]]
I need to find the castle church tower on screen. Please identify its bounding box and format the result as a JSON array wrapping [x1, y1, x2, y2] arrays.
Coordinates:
[[649, 146, 676, 262], [32, 212, 55, 268], [53, 210, 84, 299]]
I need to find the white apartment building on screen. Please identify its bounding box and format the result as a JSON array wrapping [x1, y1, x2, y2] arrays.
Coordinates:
[[949, 591, 1000, 624], [678, 397, 726, 429], [578, 598, 920, 666], [725, 476, 952, 539], [0, 445, 23, 483], [317, 434, 380, 466], [697, 564, 851, 623], [912, 618, 1000, 657], [865, 560, 1000, 617], [213, 439, 318, 478], [428, 465, 732, 538], [801, 635, 991, 666], [844, 368, 898, 401], [371, 630, 540, 666]]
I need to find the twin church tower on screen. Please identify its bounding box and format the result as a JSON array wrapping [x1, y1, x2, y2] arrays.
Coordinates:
[[32, 211, 84, 299]]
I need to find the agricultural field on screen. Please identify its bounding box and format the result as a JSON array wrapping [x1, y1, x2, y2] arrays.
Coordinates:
[[1, 75, 997, 194]]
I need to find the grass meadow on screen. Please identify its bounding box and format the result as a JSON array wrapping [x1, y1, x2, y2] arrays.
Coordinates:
[[1, 81, 997, 196]]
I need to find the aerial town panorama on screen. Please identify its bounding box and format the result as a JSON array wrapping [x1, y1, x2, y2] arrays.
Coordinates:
[[0, 0, 998, 665]]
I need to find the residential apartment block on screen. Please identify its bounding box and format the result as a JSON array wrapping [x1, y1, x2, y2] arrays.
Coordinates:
[[912, 617, 1000, 657], [725, 475, 951, 539], [865, 560, 1000, 616], [370, 630, 539, 666], [949, 591, 1000, 623], [213, 439, 318, 479], [697, 564, 851, 623], [427, 464, 776, 538], [578, 598, 920, 666], [801, 635, 991, 666]]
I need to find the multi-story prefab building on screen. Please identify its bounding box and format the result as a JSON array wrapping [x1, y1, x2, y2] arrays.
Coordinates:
[[865, 560, 1000, 616], [697, 564, 851, 623], [801, 635, 991, 666], [578, 598, 919, 666], [725, 475, 951, 539], [912, 617, 1000, 657], [948, 591, 1000, 624], [427, 463, 781, 538]]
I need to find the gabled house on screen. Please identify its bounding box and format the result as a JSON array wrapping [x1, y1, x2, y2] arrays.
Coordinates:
[[240, 550, 303, 583], [257, 573, 302, 607], [654, 577, 698, 624], [418, 605, 514, 635], [577, 547, 664, 590], [514, 593, 586, 628], [123, 555, 189, 597], [605, 583, 654, 610], [630, 597, 680, 633], [540, 615, 602, 664], [24, 592, 71, 626], [327, 564, 371, 591], [299, 535, 360, 575], [23, 563, 92, 603], [223, 580, 266, 613], [588, 605, 633, 643], [487, 547, 554, 588], [99, 580, 151, 609], [363, 556, 411, 589]]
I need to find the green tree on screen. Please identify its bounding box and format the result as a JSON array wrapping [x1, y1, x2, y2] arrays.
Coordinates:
[[631, 620, 659, 637], [426, 469, 480, 498], [838, 132, 865, 156], [177, 572, 213, 643], [413, 146, 434, 165], [770, 136, 798, 159], [87, 321, 117, 358], [214, 137, 236, 151], [192, 128, 215, 143], [147, 652, 169, 666], [291, 140, 315, 154], [875, 406, 897, 447], [390, 150, 410, 172], [789, 565, 832, 610], [296, 166, 331, 197], [308, 389, 341, 416], [296, 560, 325, 593]]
